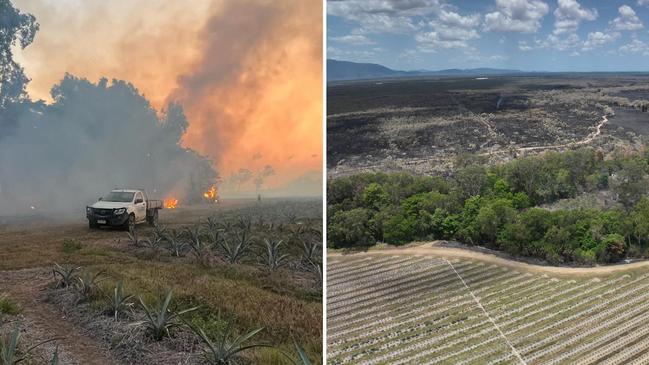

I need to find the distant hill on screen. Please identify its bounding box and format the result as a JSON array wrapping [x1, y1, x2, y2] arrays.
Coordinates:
[[327, 59, 522, 81]]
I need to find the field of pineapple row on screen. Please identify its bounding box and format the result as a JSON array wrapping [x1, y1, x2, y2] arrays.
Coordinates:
[[327, 254, 649, 365]]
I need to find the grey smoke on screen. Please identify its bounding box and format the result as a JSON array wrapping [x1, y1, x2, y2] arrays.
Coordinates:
[[254, 165, 275, 192], [0, 75, 217, 215]]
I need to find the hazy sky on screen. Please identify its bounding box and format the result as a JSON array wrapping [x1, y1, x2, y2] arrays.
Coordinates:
[[13, 0, 322, 190], [328, 0, 649, 71]]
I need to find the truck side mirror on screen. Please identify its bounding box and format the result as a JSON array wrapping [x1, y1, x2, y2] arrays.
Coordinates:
[[98, 197, 103, 201]]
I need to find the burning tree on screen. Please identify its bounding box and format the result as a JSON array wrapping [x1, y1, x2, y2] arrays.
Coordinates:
[[187, 160, 219, 204]]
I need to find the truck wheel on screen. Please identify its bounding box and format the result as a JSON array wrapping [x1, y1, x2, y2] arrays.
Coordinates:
[[148, 209, 158, 226], [124, 214, 135, 231], [89, 220, 99, 229]]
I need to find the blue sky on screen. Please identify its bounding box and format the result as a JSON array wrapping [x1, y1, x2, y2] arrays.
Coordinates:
[[327, 0, 649, 71]]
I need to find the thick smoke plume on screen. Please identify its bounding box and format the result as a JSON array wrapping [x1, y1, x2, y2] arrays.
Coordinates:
[[0, 75, 217, 214], [12, 0, 323, 196], [171, 0, 322, 194], [1, 1, 219, 214]]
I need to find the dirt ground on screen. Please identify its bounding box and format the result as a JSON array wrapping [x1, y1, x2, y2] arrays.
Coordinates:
[[329, 241, 649, 277], [0, 269, 114, 364]]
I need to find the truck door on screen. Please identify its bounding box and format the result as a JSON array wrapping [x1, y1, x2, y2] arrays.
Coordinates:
[[134, 192, 146, 222]]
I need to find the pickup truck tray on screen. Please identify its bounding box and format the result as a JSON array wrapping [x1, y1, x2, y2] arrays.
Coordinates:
[[147, 200, 163, 210]]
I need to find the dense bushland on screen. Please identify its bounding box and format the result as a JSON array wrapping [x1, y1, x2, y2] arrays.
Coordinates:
[[328, 148, 649, 265]]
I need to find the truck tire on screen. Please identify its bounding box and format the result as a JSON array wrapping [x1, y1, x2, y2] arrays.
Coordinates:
[[89, 220, 99, 229], [148, 209, 158, 226], [124, 214, 135, 231]]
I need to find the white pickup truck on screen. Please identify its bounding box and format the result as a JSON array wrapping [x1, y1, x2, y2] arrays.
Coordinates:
[[86, 189, 162, 230]]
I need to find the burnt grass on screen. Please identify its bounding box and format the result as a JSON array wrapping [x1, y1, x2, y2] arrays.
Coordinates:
[[328, 74, 649, 175]]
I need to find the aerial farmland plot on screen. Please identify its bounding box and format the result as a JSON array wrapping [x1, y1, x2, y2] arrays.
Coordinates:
[[327, 253, 649, 365]]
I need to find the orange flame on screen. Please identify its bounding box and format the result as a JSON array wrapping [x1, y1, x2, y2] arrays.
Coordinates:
[[203, 185, 218, 202], [164, 198, 178, 209]]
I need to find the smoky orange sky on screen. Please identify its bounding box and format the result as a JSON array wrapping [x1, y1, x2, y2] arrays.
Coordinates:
[[13, 0, 322, 192]]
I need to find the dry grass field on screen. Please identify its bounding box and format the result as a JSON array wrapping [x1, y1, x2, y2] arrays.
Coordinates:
[[0, 199, 322, 364]]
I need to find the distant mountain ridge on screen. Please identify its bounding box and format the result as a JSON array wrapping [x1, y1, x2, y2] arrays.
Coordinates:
[[327, 59, 522, 81]]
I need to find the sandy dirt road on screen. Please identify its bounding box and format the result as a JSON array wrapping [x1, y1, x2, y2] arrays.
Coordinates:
[[329, 241, 649, 277]]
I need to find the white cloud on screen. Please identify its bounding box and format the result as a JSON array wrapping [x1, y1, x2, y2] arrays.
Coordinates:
[[329, 35, 377, 45], [518, 40, 533, 50], [582, 31, 619, 50], [484, 0, 550, 33], [638, 0, 649, 6], [436, 9, 481, 29], [327, 0, 441, 34], [416, 9, 481, 51], [553, 0, 598, 35], [610, 5, 644, 31], [327, 0, 441, 17], [541, 33, 581, 51], [415, 32, 473, 51], [619, 39, 649, 55], [327, 46, 378, 60]]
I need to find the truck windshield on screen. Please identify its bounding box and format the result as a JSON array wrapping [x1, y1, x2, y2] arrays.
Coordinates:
[[103, 192, 135, 202]]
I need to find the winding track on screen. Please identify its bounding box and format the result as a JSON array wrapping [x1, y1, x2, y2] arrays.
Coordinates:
[[329, 240, 649, 277]]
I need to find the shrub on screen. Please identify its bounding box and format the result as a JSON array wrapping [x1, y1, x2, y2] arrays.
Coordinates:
[[164, 229, 186, 257], [134, 290, 198, 341], [0, 323, 59, 365], [75, 269, 105, 301], [105, 280, 134, 320], [188, 321, 271, 365], [328, 208, 375, 248], [361, 183, 390, 210], [0, 295, 20, 316], [52, 263, 80, 288], [382, 212, 416, 245], [596, 233, 626, 263], [260, 239, 289, 273], [61, 239, 83, 254], [218, 229, 253, 264]]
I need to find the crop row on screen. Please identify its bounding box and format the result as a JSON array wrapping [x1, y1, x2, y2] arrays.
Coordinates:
[[327, 255, 649, 365]]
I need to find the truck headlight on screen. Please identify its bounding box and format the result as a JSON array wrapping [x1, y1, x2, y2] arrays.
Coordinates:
[[114, 208, 126, 215], [86, 207, 92, 213]]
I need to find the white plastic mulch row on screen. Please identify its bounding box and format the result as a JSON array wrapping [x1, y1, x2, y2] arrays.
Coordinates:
[[328, 269, 527, 348], [328, 256, 407, 282], [327, 258, 445, 307], [328, 257, 435, 296], [347, 275, 620, 364], [332, 268, 560, 362], [377, 274, 620, 365], [327, 261, 483, 322], [460, 274, 649, 364], [326, 255, 649, 365]]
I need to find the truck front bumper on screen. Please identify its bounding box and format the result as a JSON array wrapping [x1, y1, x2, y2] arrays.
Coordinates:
[[87, 210, 129, 226]]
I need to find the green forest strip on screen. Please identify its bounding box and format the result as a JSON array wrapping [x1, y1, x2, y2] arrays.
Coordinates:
[[328, 147, 649, 265]]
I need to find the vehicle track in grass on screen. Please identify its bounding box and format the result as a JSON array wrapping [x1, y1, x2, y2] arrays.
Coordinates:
[[0, 268, 115, 365]]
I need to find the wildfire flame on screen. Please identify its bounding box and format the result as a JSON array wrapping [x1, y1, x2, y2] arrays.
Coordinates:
[[164, 198, 178, 209], [203, 185, 218, 202]]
